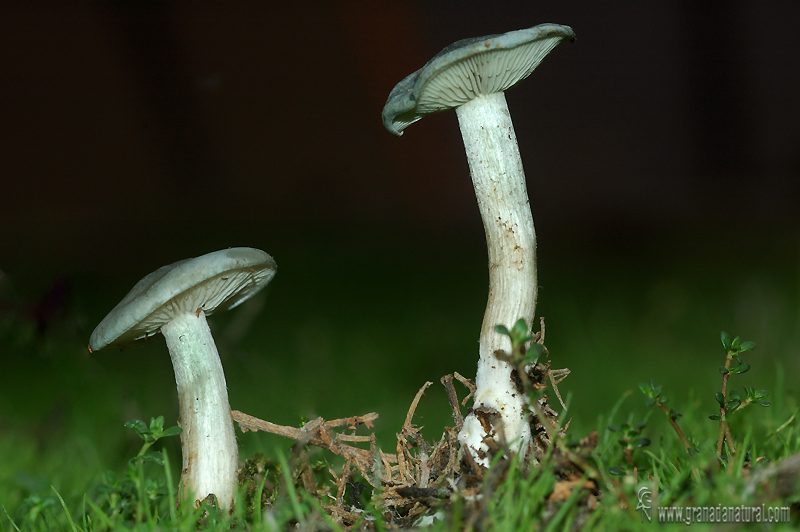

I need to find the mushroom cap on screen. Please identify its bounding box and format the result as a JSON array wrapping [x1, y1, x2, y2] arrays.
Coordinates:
[[90, 247, 277, 351], [382, 23, 575, 136]]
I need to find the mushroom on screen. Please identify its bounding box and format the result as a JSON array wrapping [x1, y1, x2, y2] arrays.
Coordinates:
[[89, 247, 277, 510], [382, 24, 574, 464]]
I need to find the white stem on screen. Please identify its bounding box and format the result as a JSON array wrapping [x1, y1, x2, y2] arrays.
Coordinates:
[[161, 310, 238, 511], [455, 92, 537, 465]]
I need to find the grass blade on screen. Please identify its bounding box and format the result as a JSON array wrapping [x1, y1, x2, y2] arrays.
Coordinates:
[[2, 506, 21, 532], [52, 486, 81, 532]]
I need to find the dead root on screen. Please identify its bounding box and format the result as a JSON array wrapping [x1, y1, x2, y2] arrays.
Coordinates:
[[233, 319, 591, 529], [233, 410, 379, 483]]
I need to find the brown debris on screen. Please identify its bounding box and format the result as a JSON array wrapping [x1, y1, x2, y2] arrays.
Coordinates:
[[453, 371, 476, 406], [233, 318, 583, 529], [440, 374, 464, 428], [232, 410, 378, 483], [548, 477, 597, 503]]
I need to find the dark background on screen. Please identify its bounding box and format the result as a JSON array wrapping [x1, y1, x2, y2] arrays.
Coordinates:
[[3, 1, 799, 263], [1, 1, 799, 468]]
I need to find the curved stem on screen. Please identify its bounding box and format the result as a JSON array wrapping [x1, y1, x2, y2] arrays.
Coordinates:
[[162, 310, 238, 511], [455, 92, 537, 463]]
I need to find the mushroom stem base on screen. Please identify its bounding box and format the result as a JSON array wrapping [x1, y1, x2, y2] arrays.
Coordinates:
[[162, 310, 238, 511]]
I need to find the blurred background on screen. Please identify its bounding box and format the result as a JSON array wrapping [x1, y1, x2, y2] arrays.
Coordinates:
[[1, 0, 799, 507]]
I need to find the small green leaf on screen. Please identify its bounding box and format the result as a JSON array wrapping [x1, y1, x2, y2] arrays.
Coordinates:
[[635, 437, 651, 448], [511, 318, 528, 338], [715, 392, 725, 405], [719, 366, 729, 375], [757, 400, 772, 407], [754, 389, 769, 399], [726, 399, 741, 410], [720, 331, 732, 351], [738, 341, 756, 353], [124, 419, 153, 442], [731, 336, 741, 349], [733, 362, 751, 374], [160, 426, 183, 438], [608, 466, 626, 476], [669, 408, 683, 421], [149, 416, 165, 434], [527, 343, 544, 359], [728, 389, 742, 401], [708, 413, 721, 421], [639, 379, 662, 400], [494, 325, 510, 336], [125, 419, 148, 432], [133, 453, 165, 466]]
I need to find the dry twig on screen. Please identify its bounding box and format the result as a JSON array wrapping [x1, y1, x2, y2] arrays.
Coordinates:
[[232, 410, 378, 483]]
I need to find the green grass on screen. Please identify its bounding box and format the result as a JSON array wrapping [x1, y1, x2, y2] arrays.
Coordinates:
[[1, 223, 799, 529], [3, 364, 796, 530]]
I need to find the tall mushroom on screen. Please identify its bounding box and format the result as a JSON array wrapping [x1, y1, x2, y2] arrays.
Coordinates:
[[89, 248, 277, 511], [382, 24, 574, 464]]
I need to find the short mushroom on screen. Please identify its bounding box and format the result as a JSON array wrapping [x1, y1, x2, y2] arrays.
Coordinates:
[[89, 247, 277, 511], [382, 24, 574, 464]]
